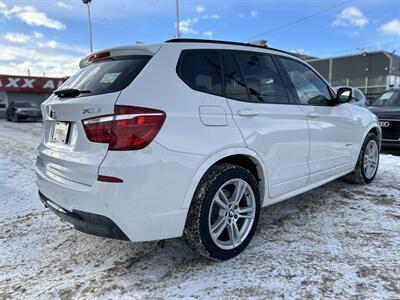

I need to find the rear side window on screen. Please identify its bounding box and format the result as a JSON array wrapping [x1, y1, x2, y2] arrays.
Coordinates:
[[178, 51, 223, 96], [223, 53, 249, 101], [235, 53, 289, 104], [59, 56, 151, 98]]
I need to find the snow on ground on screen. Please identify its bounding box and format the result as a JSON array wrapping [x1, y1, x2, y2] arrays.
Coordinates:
[[0, 119, 399, 299]]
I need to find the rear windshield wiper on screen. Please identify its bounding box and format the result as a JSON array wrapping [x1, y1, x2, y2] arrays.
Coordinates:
[[54, 88, 91, 98]]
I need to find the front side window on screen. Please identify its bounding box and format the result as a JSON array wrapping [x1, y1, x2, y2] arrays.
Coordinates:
[[235, 53, 289, 103], [280, 58, 332, 106], [178, 51, 222, 96]]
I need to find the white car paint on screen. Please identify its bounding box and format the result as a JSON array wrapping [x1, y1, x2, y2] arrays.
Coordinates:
[[298, 104, 355, 184], [228, 101, 310, 198], [35, 41, 381, 242]]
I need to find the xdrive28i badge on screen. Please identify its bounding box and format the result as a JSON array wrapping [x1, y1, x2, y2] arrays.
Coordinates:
[[82, 107, 101, 115]]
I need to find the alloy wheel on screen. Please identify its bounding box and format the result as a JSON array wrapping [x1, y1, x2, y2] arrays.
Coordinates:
[[363, 140, 379, 179], [208, 178, 256, 250]]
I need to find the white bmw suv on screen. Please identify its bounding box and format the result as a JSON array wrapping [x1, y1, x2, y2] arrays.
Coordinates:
[[36, 39, 381, 260]]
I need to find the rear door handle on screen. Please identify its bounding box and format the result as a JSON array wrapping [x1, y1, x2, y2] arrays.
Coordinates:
[[354, 117, 362, 123], [238, 109, 258, 117], [308, 112, 320, 119]]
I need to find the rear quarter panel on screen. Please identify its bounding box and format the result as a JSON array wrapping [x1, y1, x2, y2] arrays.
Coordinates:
[[115, 43, 246, 156], [347, 105, 381, 164]]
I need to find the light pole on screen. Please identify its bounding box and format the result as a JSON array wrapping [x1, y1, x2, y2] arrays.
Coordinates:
[[176, 0, 180, 38], [82, 0, 93, 52]]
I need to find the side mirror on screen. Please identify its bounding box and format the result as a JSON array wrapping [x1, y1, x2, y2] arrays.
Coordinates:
[[336, 87, 352, 104]]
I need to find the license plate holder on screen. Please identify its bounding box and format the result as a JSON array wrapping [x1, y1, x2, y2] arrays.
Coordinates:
[[51, 122, 70, 144]]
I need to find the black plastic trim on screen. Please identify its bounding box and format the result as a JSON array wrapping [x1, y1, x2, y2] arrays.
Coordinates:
[[39, 192, 129, 241], [381, 141, 400, 148], [271, 56, 297, 104], [223, 51, 251, 102]]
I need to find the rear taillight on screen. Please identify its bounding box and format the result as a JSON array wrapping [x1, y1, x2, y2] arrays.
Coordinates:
[[82, 105, 166, 151]]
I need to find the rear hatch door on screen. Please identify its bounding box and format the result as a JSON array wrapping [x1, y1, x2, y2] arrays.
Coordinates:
[[38, 51, 154, 187]]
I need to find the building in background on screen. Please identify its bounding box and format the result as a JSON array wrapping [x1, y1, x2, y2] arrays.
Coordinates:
[[0, 74, 67, 118], [1, 49, 398, 118], [305, 51, 400, 101]]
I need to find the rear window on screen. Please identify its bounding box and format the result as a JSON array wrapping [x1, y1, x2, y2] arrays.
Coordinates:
[[58, 56, 151, 98], [178, 51, 223, 96]]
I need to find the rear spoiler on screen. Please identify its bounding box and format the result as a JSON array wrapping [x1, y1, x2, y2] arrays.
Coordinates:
[[79, 44, 162, 68]]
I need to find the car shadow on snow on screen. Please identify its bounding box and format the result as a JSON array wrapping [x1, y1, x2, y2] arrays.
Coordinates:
[[5, 162, 397, 299]]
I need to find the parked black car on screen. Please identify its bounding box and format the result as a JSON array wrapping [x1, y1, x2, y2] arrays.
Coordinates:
[[6, 101, 42, 122], [369, 88, 400, 148]]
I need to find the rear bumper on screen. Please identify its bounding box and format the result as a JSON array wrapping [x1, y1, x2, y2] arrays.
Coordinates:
[[35, 141, 203, 242], [39, 192, 129, 240], [381, 140, 400, 148]]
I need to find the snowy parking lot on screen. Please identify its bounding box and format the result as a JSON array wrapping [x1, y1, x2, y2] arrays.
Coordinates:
[[1, 119, 399, 299]]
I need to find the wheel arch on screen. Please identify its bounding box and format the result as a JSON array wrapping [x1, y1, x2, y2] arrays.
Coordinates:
[[352, 122, 381, 166], [181, 148, 267, 209], [368, 126, 381, 140], [364, 123, 382, 149]]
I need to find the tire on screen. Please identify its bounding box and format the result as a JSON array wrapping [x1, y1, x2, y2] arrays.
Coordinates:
[[342, 132, 380, 184], [183, 163, 261, 261]]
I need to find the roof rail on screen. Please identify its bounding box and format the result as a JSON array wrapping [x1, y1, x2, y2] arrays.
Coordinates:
[[165, 38, 293, 56]]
